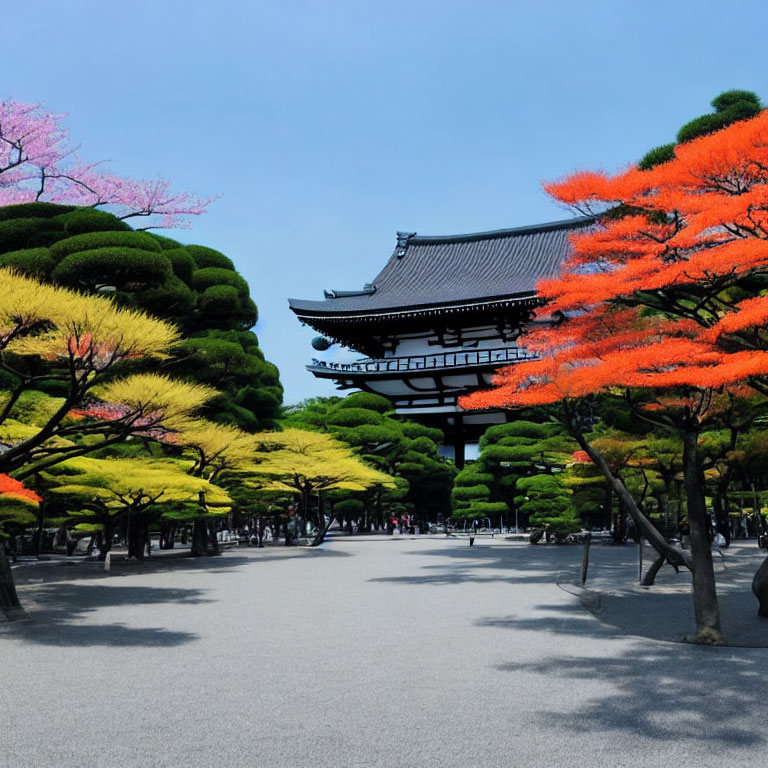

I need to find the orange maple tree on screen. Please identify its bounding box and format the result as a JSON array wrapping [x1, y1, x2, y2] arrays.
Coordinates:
[[462, 110, 768, 642]]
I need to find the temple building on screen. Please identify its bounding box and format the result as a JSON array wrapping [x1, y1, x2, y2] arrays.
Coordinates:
[[288, 216, 592, 467]]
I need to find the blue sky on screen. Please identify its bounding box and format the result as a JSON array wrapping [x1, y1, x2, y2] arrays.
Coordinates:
[[7, 0, 768, 403]]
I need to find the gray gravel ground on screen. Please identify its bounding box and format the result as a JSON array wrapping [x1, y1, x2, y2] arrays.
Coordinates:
[[2, 537, 767, 768]]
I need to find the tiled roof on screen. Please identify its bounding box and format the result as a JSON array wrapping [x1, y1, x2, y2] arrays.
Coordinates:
[[289, 216, 593, 318]]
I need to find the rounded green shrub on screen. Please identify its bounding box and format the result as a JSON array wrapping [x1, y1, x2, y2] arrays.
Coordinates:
[[50, 230, 163, 260], [236, 385, 282, 414], [0, 218, 52, 254], [0, 247, 56, 278], [399, 422, 444, 442], [191, 267, 250, 298], [334, 499, 365, 518], [452, 484, 490, 501], [27, 228, 67, 248], [337, 392, 391, 413], [164, 248, 197, 283], [328, 407, 384, 427], [235, 297, 258, 328], [0, 202, 74, 222], [138, 276, 196, 318], [199, 284, 241, 316], [147, 233, 183, 250], [407, 436, 436, 455], [52, 248, 171, 289], [711, 89, 761, 112], [185, 244, 234, 270], [677, 90, 762, 144], [59, 209, 131, 234], [638, 143, 676, 170]]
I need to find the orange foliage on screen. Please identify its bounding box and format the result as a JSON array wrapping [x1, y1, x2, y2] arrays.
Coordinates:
[[0, 474, 42, 504], [462, 111, 768, 414]]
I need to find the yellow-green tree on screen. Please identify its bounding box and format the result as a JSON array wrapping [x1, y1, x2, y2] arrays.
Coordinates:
[[248, 428, 395, 544], [42, 456, 230, 560], [170, 419, 263, 554], [0, 269, 215, 477]]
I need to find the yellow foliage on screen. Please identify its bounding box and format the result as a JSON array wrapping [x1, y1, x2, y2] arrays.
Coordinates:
[[94, 374, 218, 430], [43, 456, 231, 511], [174, 420, 263, 477], [248, 428, 395, 493], [0, 268, 178, 362]]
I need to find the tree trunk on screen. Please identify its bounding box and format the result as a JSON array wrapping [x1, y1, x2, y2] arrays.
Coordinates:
[[0, 546, 25, 618], [191, 520, 208, 556], [159, 522, 176, 550], [682, 429, 722, 643], [574, 432, 691, 570], [127, 517, 147, 561], [206, 520, 220, 555], [309, 515, 336, 547], [97, 518, 115, 562], [751, 555, 768, 617], [641, 553, 667, 586], [34, 501, 45, 559], [712, 492, 731, 547]]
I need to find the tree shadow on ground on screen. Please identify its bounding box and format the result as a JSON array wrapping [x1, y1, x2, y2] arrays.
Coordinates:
[[2, 582, 209, 647], [368, 544, 582, 586], [12, 546, 350, 586], [495, 638, 768, 746]]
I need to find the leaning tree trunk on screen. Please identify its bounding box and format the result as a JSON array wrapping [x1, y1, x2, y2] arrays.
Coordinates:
[[751, 556, 768, 617], [0, 546, 25, 618], [310, 514, 336, 547], [574, 432, 691, 570], [682, 429, 722, 643]]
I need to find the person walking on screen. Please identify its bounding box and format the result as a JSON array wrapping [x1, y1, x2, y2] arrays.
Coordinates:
[[469, 528, 476, 547]]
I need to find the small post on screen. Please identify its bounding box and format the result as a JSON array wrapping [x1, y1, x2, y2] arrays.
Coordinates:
[[104, 551, 111, 572], [580, 533, 591, 585], [638, 536, 644, 583]]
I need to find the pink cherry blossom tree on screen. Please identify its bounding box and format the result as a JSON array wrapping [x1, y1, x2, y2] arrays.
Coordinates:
[[0, 100, 216, 228]]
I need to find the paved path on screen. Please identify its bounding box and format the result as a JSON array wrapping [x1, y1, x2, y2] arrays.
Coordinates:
[[2, 538, 767, 767]]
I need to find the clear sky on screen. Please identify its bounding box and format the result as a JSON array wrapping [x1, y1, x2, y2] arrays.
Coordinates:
[[7, 0, 767, 404]]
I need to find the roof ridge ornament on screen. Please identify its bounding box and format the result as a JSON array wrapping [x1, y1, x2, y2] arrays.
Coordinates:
[[395, 231, 416, 258]]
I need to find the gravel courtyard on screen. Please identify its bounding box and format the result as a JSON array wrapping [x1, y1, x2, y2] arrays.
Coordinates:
[[2, 537, 767, 768]]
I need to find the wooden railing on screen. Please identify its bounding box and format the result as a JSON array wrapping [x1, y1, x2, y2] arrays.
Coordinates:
[[308, 346, 536, 374]]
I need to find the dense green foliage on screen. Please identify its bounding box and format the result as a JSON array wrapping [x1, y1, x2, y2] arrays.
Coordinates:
[[639, 89, 762, 170], [0, 203, 282, 430], [284, 393, 455, 526]]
